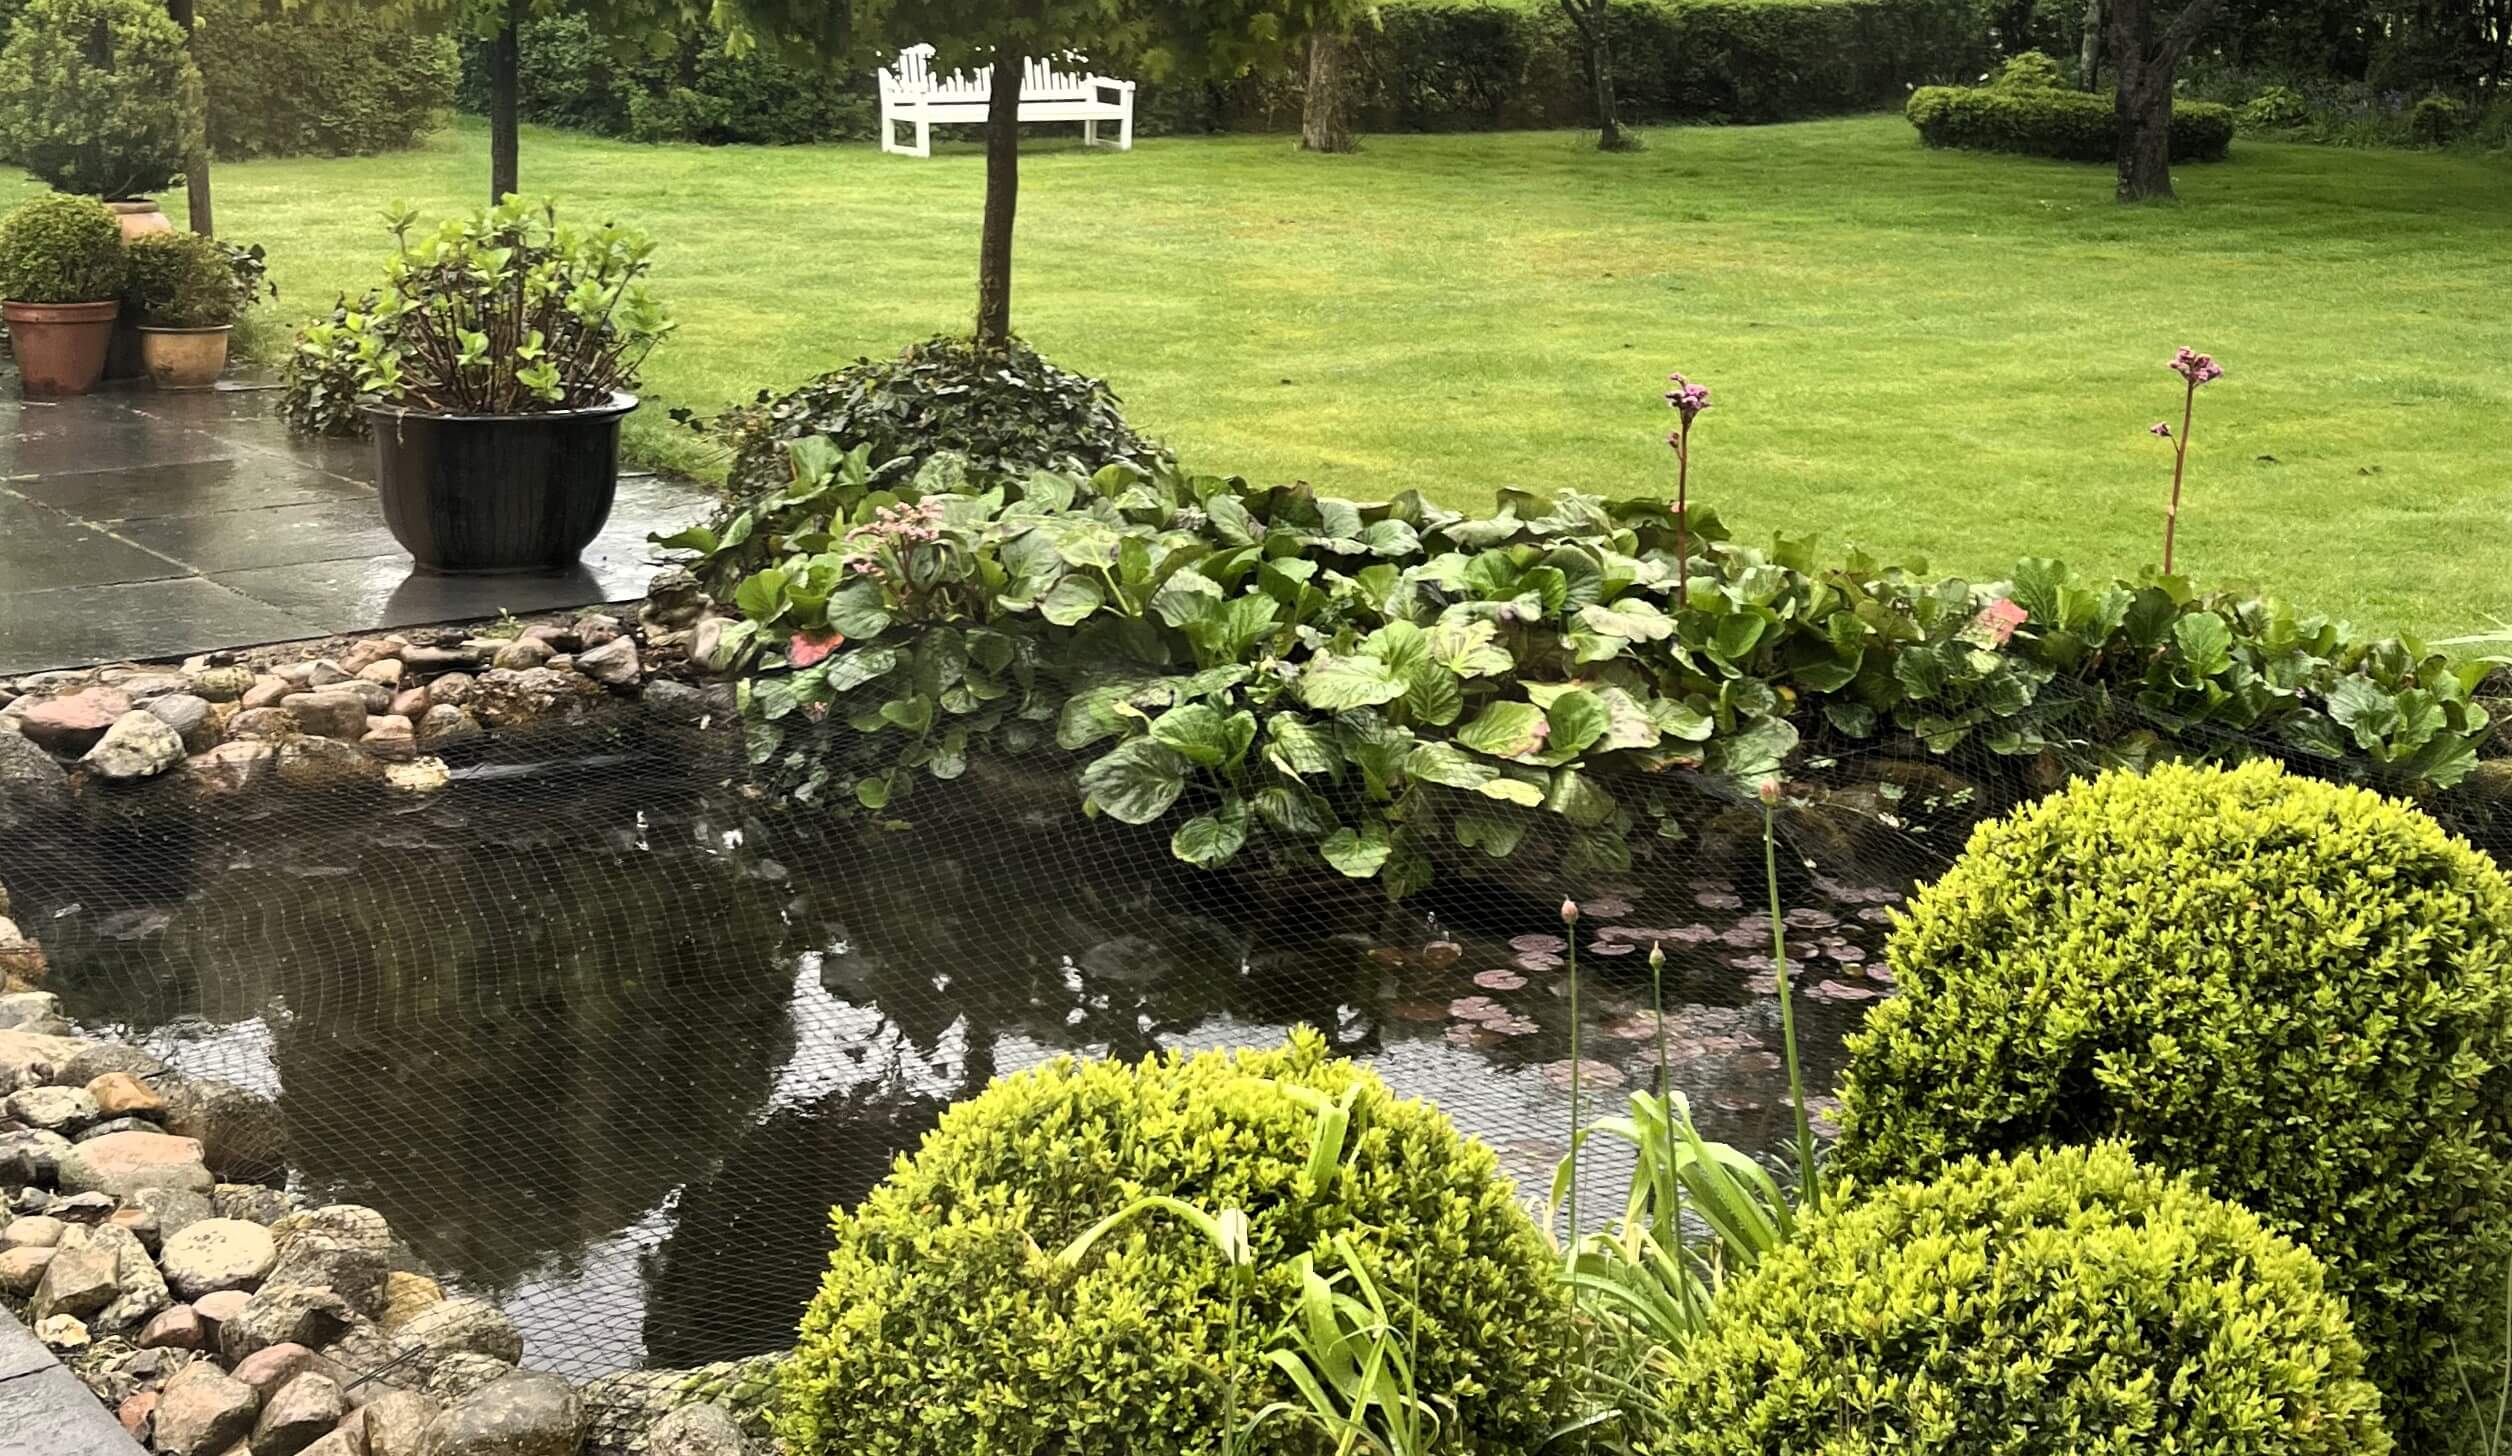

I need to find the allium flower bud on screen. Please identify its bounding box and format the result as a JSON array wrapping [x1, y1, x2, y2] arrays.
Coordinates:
[[1560, 898, 1579, 925], [1648, 942, 1665, 971], [1757, 779, 1781, 806]]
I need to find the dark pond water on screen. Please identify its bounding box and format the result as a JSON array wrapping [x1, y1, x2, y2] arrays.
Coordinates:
[[0, 721, 2002, 1378]]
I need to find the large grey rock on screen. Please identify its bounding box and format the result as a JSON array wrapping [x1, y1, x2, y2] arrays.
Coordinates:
[[275, 734, 387, 789], [282, 691, 373, 740], [223, 1282, 357, 1363], [86, 1221, 171, 1334], [161, 1216, 280, 1298], [574, 637, 641, 687], [252, 1371, 347, 1456], [418, 1371, 582, 1456], [0, 1128, 70, 1187], [421, 1352, 516, 1404], [54, 1128, 213, 1198], [2, 1213, 66, 1247], [359, 1389, 444, 1456], [416, 704, 483, 749], [0, 729, 74, 828], [27, 1228, 116, 1318], [189, 665, 259, 702], [155, 1357, 261, 1456], [0, 988, 62, 1029], [0, 1243, 52, 1294], [132, 1185, 216, 1241], [471, 667, 605, 729], [82, 710, 186, 780], [647, 1403, 750, 1456], [394, 1296, 523, 1366], [216, 1181, 298, 1225], [145, 692, 220, 751], [60, 1041, 168, 1084], [164, 1076, 288, 1182], [267, 1204, 393, 1316], [4, 1083, 98, 1132], [187, 739, 277, 795]]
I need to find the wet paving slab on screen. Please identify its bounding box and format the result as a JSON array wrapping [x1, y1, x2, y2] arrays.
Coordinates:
[[0, 375, 712, 675]]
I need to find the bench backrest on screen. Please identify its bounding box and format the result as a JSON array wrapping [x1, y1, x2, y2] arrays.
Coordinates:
[[880, 45, 1107, 102]]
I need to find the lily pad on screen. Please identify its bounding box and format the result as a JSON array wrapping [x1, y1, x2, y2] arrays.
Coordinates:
[[1420, 940, 1464, 971], [1783, 908, 1839, 930], [1587, 941, 1635, 957], [1389, 1000, 1450, 1023], [1694, 889, 1745, 910], [1448, 995, 1508, 1022], [1472, 969, 1528, 991], [1509, 933, 1567, 954], [1542, 1059, 1627, 1091]]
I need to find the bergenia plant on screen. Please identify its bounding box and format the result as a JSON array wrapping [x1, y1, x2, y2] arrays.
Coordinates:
[[1665, 371, 1712, 605], [2150, 347, 2224, 575]]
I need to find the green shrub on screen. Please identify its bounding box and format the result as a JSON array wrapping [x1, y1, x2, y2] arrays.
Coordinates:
[[127, 229, 246, 327], [2238, 82, 2312, 129], [1990, 47, 2067, 90], [1834, 760, 2512, 1450], [2409, 91, 2469, 146], [775, 1031, 1574, 1456], [280, 291, 378, 438], [708, 334, 1168, 522], [1652, 1142, 2392, 1456], [459, 13, 871, 146], [0, 0, 203, 197], [1907, 83, 2235, 162], [191, 0, 455, 159], [0, 191, 127, 303]]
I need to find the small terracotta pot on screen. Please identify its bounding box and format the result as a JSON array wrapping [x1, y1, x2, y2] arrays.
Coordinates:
[[107, 199, 173, 241], [3, 299, 120, 397], [102, 201, 171, 381], [137, 324, 231, 390]]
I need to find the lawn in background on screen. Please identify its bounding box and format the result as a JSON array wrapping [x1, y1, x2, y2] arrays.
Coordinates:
[[15, 115, 2507, 637]]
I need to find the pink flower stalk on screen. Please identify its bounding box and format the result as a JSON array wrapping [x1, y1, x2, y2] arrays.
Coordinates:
[[2153, 348, 2225, 574], [1665, 371, 1713, 606]]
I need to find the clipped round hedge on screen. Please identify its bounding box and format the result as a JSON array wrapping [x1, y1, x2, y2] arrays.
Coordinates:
[[1835, 760, 2512, 1449], [193, 0, 455, 160], [0, 191, 126, 303], [775, 1030, 1575, 1456], [0, 0, 202, 197], [1652, 1142, 2391, 1455], [1906, 84, 2235, 162]]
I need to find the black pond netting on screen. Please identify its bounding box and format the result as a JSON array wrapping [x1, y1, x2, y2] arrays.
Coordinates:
[[2, 684, 2506, 1430]]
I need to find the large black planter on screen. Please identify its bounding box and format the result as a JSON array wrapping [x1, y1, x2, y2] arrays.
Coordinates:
[[364, 392, 637, 574]]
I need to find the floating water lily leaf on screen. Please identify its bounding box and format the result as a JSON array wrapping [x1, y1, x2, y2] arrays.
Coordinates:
[[1421, 940, 1463, 971], [1541, 1059, 1626, 1091], [1472, 969, 1528, 991]]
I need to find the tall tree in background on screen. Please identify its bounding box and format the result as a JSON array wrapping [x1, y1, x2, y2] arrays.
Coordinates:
[[1558, 0, 1633, 150], [1301, 27, 1356, 153], [2108, 0, 2225, 201], [165, 0, 211, 235], [719, 0, 1369, 348], [287, 0, 698, 203], [2079, 0, 2106, 87]]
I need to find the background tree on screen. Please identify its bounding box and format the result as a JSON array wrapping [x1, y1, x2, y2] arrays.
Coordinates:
[[2078, 0, 2105, 87], [2108, 0, 2225, 201], [1558, 0, 1634, 150], [288, 0, 697, 202], [165, 0, 211, 234], [1301, 27, 1356, 153], [718, 0, 1369, 349]]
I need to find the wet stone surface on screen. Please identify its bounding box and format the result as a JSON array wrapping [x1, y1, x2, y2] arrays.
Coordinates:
[[0, 381, 708, 674]]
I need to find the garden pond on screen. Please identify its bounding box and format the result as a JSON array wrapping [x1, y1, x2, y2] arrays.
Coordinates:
[[0, 716, 2038, 1379]]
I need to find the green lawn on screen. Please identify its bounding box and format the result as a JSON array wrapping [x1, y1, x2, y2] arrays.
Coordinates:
[[22, 116, 2510, 637]]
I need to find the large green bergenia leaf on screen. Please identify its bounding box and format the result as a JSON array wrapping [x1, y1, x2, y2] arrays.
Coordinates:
[[1080, 738, 1190, 824], [1301, 652, 1409, 711], [1457, 701, 1548, 760]]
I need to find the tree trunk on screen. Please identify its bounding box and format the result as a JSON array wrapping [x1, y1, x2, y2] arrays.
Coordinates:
[[2108, 0, 2223, 202], [488, 2, 521, 205], [166, 0, 212, 236], [1301, 30, 1356, 153], [974, 50, 1024, 349], [2079, 0, 2106, 88], [1561, 0, 1628, 151]]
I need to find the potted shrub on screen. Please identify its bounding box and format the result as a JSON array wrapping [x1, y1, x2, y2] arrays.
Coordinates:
[[0, 0, 204, 224], [126, 230, 261, 388], [341, 198, 673, 573], [0, 192, 129, 397]]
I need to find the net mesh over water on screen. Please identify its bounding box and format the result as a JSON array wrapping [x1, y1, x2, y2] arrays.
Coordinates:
[[3, 687, 2505, 1423]]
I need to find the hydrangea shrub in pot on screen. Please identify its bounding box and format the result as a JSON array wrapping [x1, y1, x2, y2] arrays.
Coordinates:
[[0, 192, 128, 396], [126, 229, 261, 388], [336, 197, 673, 573]]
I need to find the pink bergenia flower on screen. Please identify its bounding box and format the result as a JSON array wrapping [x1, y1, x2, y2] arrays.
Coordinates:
[[2170, 348, 2224, 386], [1665, 372, 1712, 425], [2149, 421, 2174, 439], [1972, 597, 2029, 648]]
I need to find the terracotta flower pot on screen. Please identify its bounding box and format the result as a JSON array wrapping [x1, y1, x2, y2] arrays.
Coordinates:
[[137, 324, 231, 390], [3, 299, 121, 398], [103, 201, 172, 382]]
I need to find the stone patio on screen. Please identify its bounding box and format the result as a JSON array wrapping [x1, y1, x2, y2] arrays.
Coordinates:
[[0, 378, 711, 675]]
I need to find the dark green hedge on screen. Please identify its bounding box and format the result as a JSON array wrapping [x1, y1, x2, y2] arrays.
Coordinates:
[[1907, 84, 2236, 161], [192, 0, 455, 159], [459, 14, 870, 146]]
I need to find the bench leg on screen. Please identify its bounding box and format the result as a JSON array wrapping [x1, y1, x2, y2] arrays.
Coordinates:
[[914, 117, 932, 159], [1119, 108, 1134, 151], [1084, 118, 1098, 148]]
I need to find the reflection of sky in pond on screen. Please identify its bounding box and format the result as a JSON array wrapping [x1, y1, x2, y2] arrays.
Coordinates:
[[0, 726, 1997, 1379]]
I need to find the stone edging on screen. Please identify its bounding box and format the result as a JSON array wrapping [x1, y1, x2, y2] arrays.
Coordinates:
[[0, 1301, 148, 1456]]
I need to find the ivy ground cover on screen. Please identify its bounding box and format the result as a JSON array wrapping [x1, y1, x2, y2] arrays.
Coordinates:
[[43, 114, 2512, 637]]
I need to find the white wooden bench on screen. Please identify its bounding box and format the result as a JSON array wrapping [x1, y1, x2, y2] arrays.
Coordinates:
[[877, 45, 1137, 158]]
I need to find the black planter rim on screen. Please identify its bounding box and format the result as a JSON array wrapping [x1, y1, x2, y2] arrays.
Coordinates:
[[359, 389, 640, 427]]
